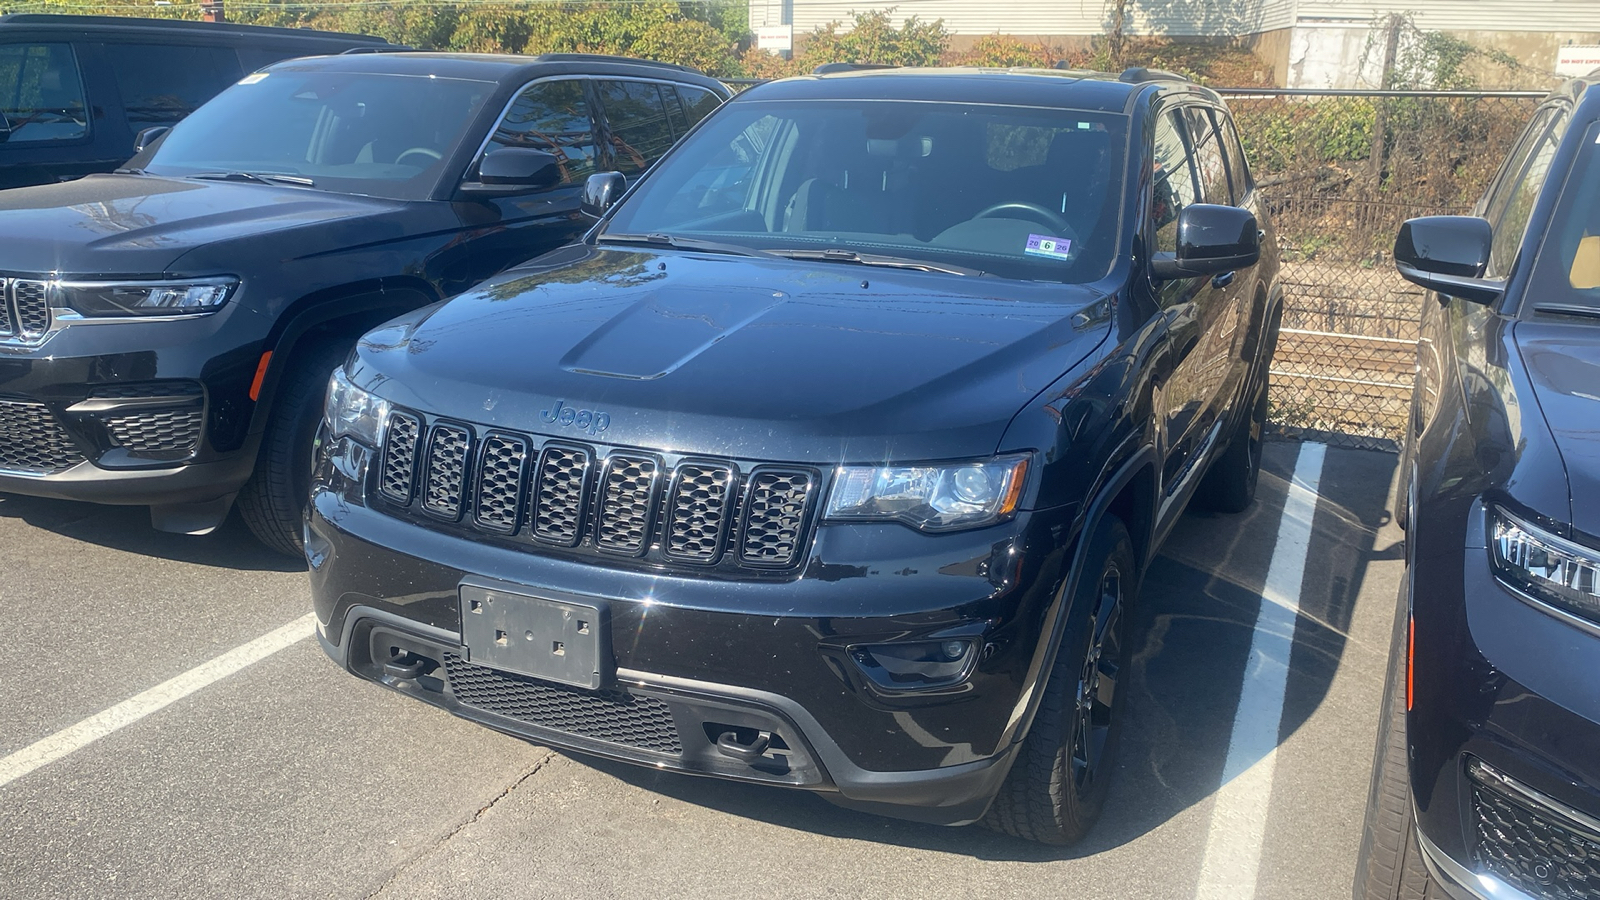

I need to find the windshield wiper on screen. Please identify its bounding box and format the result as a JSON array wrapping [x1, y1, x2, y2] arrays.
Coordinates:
[[1534, 303, 1600, 319], [765, 247, 983, 277], [188, 171, 316, 187], [596, 232, 770, 257]]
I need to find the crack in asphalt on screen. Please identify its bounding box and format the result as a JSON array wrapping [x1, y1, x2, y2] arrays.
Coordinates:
[[364, 749, 558, 899]]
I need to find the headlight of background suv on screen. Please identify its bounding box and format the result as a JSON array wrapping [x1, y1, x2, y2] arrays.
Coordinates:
[[324, 367, 389, 448], [825, 454, 1029, 532], [56, 277, 237, 317], [1490, 507, 1600, 625]]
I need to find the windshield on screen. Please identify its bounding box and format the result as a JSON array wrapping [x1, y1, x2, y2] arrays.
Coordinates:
[[1530, 121, 1600, 315], [602, 99, 1128, 283], [143, 70, 495, 201]]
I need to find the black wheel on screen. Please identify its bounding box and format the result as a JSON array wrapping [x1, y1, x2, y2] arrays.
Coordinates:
[[983, 516, 1135, 845], [1198, 368, 1268, 514], [238, 340, 350, 557], [1354, 580, 1443, 900]]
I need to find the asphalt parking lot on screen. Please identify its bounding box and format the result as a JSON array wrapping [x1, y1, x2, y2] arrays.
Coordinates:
[[0, 440, 1403, 900]]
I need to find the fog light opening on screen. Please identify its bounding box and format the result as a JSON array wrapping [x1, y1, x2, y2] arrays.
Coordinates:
[[849, 639, 977, 690]]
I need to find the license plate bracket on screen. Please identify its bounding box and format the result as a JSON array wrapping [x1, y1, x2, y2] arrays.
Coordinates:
[[459, 582, 611, 690]]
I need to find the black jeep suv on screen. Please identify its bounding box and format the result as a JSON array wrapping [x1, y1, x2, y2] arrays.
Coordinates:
[[1357, 76, 1600, 899], [0, 14, 388, 190], [308, 66, 1281, 842], [0, 50, 726, 553]]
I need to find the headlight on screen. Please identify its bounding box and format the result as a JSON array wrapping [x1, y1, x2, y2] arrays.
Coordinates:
[[1490, 507, 1600, 625], [324, 366, 389, 448], [56, 277, 237, 317], [824, 454, 1029, 532]]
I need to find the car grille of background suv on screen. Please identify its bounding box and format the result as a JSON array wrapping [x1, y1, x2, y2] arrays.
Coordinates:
[[0, 400, 83, 473], [1471, 765, 1600, 899], [0, 278, 53, 343], [374, 408, 819, 572], [441, 652, 683, 754]]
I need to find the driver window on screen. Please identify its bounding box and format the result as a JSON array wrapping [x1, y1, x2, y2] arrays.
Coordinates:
[[0, 43, 88, 143], [487, 80, 598, 185], [1152, 109, 1199, 256]]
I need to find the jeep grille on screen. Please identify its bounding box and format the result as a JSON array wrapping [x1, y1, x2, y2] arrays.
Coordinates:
[[375, 409, 818, 572]]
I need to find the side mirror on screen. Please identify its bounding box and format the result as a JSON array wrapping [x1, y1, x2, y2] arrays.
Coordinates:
[[581, 171, 627, 218], [133, 126, 170, 154], [465, 147, 562, 193], [1395, 215, 1504, 306], [1150, 204, 1260, 280]]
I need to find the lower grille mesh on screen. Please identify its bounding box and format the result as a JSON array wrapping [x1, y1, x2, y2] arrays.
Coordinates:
[[1472, 777, 1600, 899], [0, 400, 83, 473], [443, 652, 682, 754], [104, 409, 203, 453]]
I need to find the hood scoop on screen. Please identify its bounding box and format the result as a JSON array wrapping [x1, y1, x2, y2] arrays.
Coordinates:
[[560, 287, 789, 380]]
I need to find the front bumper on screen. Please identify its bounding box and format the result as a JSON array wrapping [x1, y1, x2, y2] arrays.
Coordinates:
[[318, 603, 1020, 825], [1409, 501, 1600, 899], [307, 446, 1077, 825], [0, 309, 264, 515]]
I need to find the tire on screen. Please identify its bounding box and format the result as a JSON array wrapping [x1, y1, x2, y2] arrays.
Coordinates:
[[1197, 369, 1268, 514], [983, 516, 1136, 845], [238, 340, 350, 557], [1353, 580, 1443, 900]]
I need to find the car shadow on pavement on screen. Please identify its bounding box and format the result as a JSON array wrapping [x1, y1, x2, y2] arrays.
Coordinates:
[[577, 443, 1399, 860], [0, 493, 304, 572]]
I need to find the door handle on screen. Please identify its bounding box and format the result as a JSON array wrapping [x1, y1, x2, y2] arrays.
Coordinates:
[[1212, 271, 1235, 289]]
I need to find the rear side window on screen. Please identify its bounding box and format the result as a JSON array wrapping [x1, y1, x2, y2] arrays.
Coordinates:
[[0, 43, 88, 143], [1219, 114, 1252, 197], [489, 79, 598, 185], [677, 86, 721, 128], [598, 80, 676, 177], [1186, 107, 1232, 205], [105, 43, 243, 127]]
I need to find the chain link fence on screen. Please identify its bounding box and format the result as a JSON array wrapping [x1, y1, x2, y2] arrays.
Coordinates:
[[1221, 88, 1545, 450]]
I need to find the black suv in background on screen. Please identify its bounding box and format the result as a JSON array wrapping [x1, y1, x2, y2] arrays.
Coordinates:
[[0, 51, 727, 553], [1357, 76, 1600, 900], [309, 66, 1281, 842], [0, 14, 388, 189]]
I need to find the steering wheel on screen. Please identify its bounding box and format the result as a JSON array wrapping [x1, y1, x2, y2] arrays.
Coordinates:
[[974, 201, 1072, 235], [395, 147, 442, 167]]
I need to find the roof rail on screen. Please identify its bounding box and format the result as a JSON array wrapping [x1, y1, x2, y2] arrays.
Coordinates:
[[532, 52, 699, 74], [340, 45, 414, 54], [1118, 66, 1192, 84], [811, 62, 897, 75], [0, 12, 386, 42]]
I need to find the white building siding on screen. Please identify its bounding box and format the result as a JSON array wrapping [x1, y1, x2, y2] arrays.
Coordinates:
[[1293, 0, 1600, 32]]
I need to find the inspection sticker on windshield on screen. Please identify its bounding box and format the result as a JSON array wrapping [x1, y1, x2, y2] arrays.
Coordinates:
[[238, 72, 269, 85], [1024, 234, 1072, 260]]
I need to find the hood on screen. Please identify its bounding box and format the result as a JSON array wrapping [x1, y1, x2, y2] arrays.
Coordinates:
[[353, 246, 1110, 463], [0, 174, 403, 276], [1514, 321, 1600, 537]]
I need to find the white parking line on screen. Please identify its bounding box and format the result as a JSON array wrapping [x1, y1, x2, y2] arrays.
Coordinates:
[[0, 613, 315, 790], [1193, 442, 1327, 900]]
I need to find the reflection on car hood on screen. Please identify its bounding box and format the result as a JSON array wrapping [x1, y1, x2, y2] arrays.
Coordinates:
[[1515, 321, 1600, 538], [0, 173, 402, 275], [353, 245, 1111, 463]]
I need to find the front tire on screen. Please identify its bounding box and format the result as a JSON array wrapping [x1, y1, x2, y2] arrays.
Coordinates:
[[238, 341, 350, 557], [983, 516, 1136, 845], [1354, 580, 1443, 899]]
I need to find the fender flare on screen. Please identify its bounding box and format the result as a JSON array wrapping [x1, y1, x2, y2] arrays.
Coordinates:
[[246, 278, 440, 436], [1001, 436, 1159, 749]]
